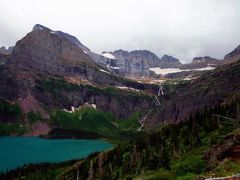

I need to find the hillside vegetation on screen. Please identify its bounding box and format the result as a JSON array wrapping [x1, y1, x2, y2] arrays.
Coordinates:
[[1, 92, 240, 179]]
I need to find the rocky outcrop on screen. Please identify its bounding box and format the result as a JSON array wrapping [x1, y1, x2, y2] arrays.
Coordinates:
[[160, 54, 181, 68], [192, 56, 220, 65], [224, 45, 240, 64], [0, 46, 13, 55], [181, 56, 222, 69]]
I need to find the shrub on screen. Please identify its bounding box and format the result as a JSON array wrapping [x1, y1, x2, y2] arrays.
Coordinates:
[[171, 155, 206, 176]]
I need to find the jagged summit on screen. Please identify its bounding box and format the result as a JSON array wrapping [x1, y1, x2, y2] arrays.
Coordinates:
[[160, 54, 181, 67], [32, 24, 51, 31]]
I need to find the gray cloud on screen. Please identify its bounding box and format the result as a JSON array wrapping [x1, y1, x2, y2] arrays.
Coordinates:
[[0, 0, 240, 63]]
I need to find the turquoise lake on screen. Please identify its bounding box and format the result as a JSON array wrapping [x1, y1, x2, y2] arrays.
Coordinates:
[[0, 137, 113, 172]]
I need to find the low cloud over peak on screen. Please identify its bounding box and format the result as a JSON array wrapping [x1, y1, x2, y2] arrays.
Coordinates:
[[0, 0, 240, 63]]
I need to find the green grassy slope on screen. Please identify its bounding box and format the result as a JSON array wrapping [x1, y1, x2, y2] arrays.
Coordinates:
[[49, 107, 142, 141]]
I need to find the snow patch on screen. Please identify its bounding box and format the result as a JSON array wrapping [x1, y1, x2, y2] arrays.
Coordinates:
[[207, 63, 216, 66], [116, 86, 140, 92], [102, 52, 116, 59], [99, 69, 110, 74], [195, 67, 215, 71], [149, 68, 186, 75], [148, 79, 166, 84], [109, 66, 120, 70], [64, 106, 78, 113], [183, 77, 193, 81], [149, 67, 215, 75], [91, 104, 96, 109], [63, 103, 97, 113]]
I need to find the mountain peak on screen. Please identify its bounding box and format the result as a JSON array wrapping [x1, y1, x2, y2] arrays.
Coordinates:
[[161, 54, 178, 60], [11, 24, 97, 74], [160, 54, 181, 67], [32, 24, 51, 31], [32, 24, 90, 53]]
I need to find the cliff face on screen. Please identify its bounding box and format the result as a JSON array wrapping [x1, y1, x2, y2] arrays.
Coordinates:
[[111, 50, 182, 77], [160, 55, 181, 68], [112, 50, 160, 77]]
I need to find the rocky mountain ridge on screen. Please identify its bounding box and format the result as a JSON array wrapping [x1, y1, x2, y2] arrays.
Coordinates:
[[6, 24, 158, 91], [2, 24, 240, 79], [0, 46, 13, 55], [224, 45, 240, 63]]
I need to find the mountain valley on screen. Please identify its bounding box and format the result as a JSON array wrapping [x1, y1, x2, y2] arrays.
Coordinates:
[[0, 24, 240, 179]]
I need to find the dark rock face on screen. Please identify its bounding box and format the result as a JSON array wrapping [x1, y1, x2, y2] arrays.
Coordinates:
[[160, 55, 181, 68], [10, 25, 96, 74], [224, 45, 240, 63]]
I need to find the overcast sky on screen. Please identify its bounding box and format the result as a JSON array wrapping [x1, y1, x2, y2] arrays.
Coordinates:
[[0, 0, 240, 63]]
